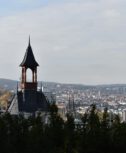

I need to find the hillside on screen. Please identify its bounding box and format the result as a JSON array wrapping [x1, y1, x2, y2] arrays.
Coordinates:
[[0, 78, 126, 92], [0, 78, 17, 91]]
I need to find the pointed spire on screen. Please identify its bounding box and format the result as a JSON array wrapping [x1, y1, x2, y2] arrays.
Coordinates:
[[28, 35, 31, 46], [20, 36, 39, 68]]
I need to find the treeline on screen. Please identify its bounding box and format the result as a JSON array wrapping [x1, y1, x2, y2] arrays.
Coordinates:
[[0, 104, 126, 153]]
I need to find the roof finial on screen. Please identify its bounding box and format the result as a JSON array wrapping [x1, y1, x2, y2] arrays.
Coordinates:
[[16, 82, 18, 94], [28, 35, 31, 46]]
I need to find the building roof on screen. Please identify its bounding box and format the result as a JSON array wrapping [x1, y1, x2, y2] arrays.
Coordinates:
[[20, 37, 39, 68], [8, 90, 49, 115]]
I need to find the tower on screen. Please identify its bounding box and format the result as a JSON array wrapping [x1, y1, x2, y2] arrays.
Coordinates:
[[20, 37, 39, 90], [8, 37, 49, 116]]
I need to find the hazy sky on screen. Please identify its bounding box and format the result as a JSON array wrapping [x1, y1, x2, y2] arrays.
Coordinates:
[[0, 0, 126, 84]]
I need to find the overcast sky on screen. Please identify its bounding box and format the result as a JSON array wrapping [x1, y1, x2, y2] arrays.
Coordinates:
[[0, 0, 126, 85]]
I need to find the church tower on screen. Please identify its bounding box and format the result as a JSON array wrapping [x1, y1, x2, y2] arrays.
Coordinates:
[[20, 37, 39, 90], [8, 37, 49, 116]]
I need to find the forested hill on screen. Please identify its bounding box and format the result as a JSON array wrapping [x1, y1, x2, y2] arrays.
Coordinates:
[[0, 78, 94, 91], [0, 78, 126, 92], [0, 78, 17, 90]]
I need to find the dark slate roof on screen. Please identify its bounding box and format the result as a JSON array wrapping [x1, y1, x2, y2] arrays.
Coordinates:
[[8, 90, 49, 114], [17, 90, 49, 113], [20, 38, 39, 68]]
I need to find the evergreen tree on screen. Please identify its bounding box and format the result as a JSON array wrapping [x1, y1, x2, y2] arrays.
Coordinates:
[[45, 103, 65, 153], [85, 104, 101, 153], [65, 113, 77, 153]]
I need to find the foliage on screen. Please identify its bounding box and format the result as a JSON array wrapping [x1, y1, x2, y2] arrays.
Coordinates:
[[0, 104, 125, 153]]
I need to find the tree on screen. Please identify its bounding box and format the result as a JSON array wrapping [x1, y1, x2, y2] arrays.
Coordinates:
[[44, 103, 65, 153], [85, 104, 101, 153]]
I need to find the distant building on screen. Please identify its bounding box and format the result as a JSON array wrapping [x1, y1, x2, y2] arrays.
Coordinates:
[[8, 37, 49, 117]]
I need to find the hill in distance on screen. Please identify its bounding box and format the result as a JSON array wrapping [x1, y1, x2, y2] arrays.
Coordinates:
[[0, 78, 126, 92]]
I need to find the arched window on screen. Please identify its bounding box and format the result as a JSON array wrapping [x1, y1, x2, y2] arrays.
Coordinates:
[[26, 68, 33, 82]]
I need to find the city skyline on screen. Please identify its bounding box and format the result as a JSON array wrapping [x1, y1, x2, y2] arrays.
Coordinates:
[[0, 0, 126, 85]]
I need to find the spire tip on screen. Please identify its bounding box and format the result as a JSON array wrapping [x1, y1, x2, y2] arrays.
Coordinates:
[[28, 35, 31, 46]]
